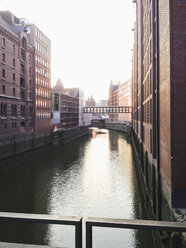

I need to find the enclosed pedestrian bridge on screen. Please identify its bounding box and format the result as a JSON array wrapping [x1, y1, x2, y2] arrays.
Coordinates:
[[83, 106, 132, 114]]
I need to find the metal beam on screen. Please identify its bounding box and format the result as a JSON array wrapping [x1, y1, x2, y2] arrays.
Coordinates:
[[0, 212, 82, 248], [0, 242, 64, 248], [86, 217, 186, 231], [86, 217, 186, 248]]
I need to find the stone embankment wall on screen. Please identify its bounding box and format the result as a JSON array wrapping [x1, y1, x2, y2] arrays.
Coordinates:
[[105, 121, 131, 134], [0, 126, 90, 161], [0, 135, 52, 160], [131, 129, 186, 248], [52, 126, 90, 145]]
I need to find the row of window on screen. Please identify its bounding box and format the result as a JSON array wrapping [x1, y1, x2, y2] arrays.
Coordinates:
[[2, 53, 31, 67], [1, 53, 16, 68], [0, 103, 33, 118], [36, 77, 50, 89], [35, 41, 50, 58], [2, 121, 33, 130], [36, 99, 51, 108], [36, 111, 51, 119], [20, 51, 32, 65], [20, 64, 32, 76], [36, 88, 50, 99], [2, 38, 16, 53], [1, 85, 32, 99], [36, 55, 50, 68], [20, 90, 32, 101], [1, 38, 32, 61], [2, 67, 32, 82], [35, 28, 50, 47], [36, 66, 50, 78]]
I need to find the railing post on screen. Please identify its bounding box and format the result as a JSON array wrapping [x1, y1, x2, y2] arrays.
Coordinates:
[[86, 222, 92, 248], [75, 218, 82, 248]]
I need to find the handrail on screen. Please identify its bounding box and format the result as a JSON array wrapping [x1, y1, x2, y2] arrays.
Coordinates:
[[86, 217, 186, 248], [0, 212, 82, 248], [0, 212, 186, 248]]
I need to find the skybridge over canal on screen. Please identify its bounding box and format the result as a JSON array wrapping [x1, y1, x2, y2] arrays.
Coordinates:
[[83, 106, 132, 114]]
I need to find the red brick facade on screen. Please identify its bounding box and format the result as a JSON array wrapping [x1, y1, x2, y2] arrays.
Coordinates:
[[108, 80, 131, 121], [0, 12, 34, 140], [30, 25, 51, 137], [0, 11, 51, 140], [132, 0, 186, 207]]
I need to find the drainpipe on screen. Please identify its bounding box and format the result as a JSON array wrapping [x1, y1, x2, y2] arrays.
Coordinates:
[[152, 0, 161, 220], [140, 1, 144, 143], [155, 0, 161, 221]]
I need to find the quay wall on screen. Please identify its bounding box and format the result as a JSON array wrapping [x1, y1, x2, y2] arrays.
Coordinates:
[[0, 126, 90, 161], [52, 126, 90, 145], [105, 121, 131, 134], [103, 122, 185, 247], [131, 129, 186, 248]]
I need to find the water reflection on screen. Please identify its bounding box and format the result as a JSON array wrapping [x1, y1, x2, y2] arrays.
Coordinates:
[[0, 130, 152, 247]]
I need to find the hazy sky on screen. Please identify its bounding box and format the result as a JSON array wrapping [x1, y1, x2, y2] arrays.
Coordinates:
[[1, 0, 136, 100]]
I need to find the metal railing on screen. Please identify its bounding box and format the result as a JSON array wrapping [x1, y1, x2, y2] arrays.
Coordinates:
[[0, 212, 186, 248], [0, 212, 82, 248], [86, 217, 186, 248]]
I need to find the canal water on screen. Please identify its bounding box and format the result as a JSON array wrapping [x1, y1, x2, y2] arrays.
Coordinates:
[[0, 129, 152, 248]]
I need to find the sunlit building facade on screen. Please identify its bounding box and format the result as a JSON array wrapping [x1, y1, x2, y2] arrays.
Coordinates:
[[0, 11, 34, 140], [29, 25, 51, 136], [118, 79, 132, 122], [108, 81, 119, 121], [0, 11, 51, 139], [108, 80, 131, 122]]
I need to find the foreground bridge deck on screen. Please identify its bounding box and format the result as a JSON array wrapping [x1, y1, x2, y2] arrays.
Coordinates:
[[0, 242, 64, 248], [0, 212, 185, 248]]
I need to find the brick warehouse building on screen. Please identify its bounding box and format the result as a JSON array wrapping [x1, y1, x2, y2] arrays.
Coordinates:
[[0, 11, 51, 139], [132, 0, 186, 215], [0, 12, 34, 140], [108, 80, 132, 122], [51, 79, 85, 130], [118, 79, 132, 122], [108, 80, 119, 121], [29, 24, 51, 137]]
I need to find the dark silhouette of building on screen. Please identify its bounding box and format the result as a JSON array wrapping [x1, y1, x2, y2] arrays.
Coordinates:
[[132, 0, 186, 209]]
